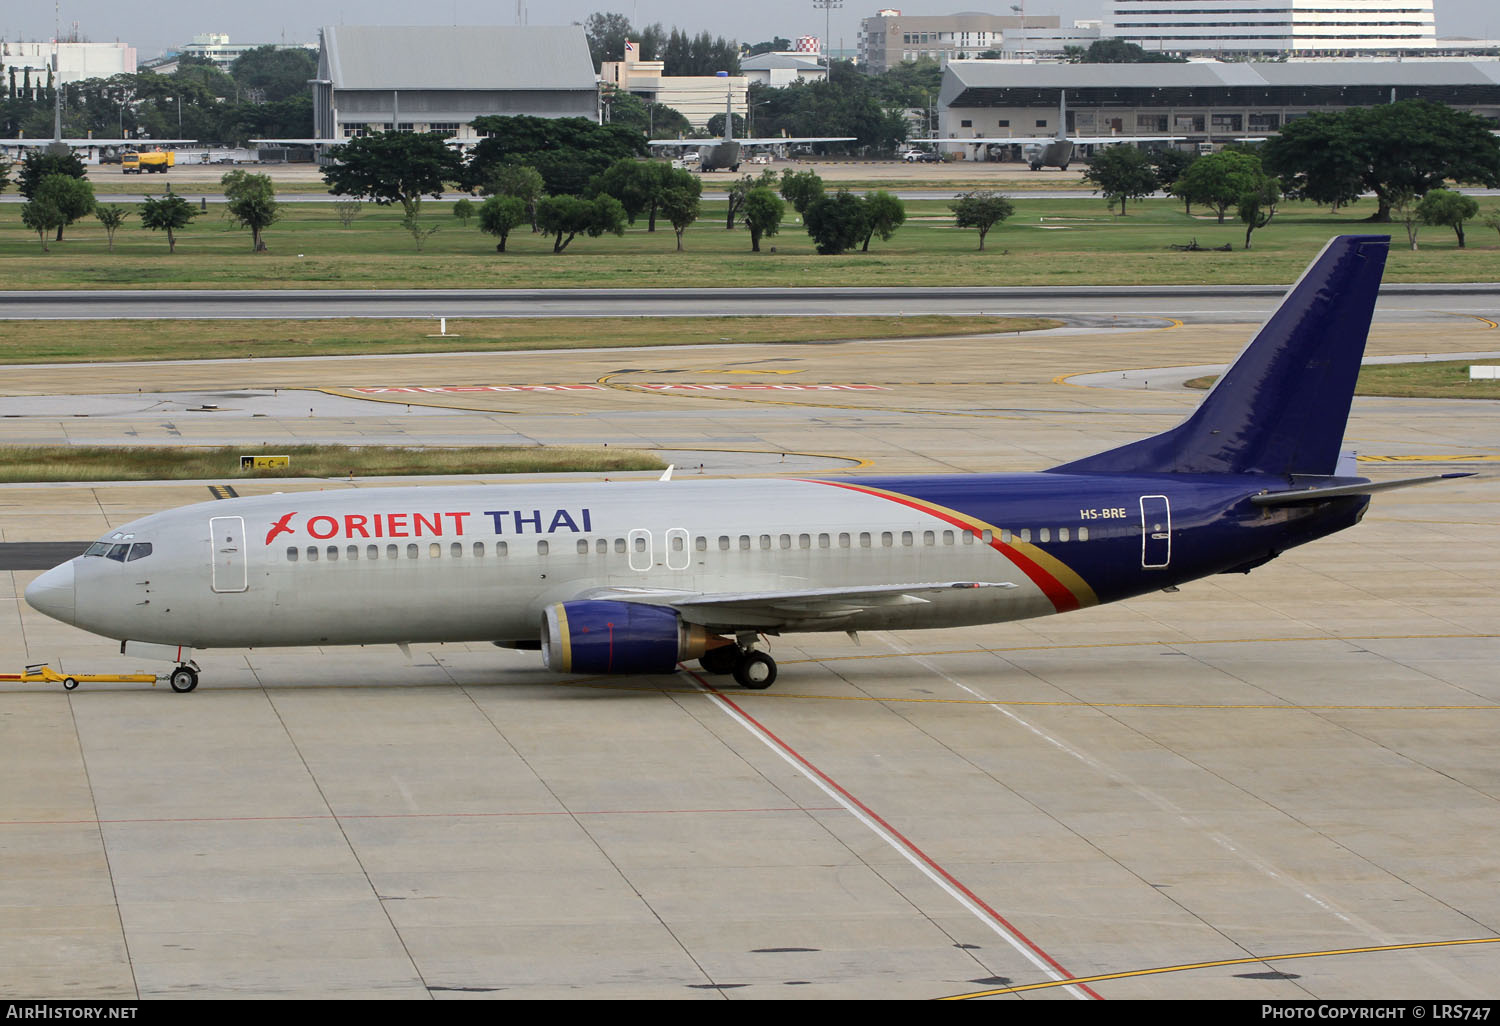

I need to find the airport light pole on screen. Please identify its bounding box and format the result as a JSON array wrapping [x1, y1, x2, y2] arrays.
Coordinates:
[[812, 0, 842, 72]]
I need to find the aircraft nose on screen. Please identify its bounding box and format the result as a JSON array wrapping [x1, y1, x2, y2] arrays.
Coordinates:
[[25, 561, 76, 625]]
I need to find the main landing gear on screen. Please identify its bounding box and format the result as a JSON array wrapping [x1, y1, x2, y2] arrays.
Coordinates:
[[698, 638, 778, 690]]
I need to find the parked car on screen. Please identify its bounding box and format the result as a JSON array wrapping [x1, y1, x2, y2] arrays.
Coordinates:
[[918, 150, 944, 163]]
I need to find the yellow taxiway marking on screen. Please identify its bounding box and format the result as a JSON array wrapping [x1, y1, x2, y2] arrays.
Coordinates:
[[594, 372, 1029, 419], [939, 936, 1500, 999]]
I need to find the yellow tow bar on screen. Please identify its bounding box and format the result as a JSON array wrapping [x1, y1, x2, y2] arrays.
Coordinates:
[[0, 663, 199, 692]]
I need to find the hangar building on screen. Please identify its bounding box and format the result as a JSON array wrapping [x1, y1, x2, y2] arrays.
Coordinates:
[[312, 25, 599, 141], [938, 60, 1500, 156]]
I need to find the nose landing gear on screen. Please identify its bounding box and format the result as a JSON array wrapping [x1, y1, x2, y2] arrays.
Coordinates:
[[169, 664, 199, 693]]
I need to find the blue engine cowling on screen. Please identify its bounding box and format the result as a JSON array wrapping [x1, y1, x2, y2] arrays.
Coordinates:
[[542, 601, 712, 674]]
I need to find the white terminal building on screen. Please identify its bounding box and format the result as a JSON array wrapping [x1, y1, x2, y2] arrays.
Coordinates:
[[1, 40, 136, 98], [600, 43, 747, 130], [1110, 0, 1438, 57]]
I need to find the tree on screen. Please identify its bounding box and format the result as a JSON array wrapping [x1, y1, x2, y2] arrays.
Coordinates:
[[584, 12, 634, 70], [221, 170, 279, 251], [1263, 100, 1500, 222], [20, 199, 64, 251], [465, 115, 646, 197], [803, 189, 870, 255], [1238, 175, 1280, 250], [229, 46, 319, 104], [658, 173, 702, 251], [724, 168, 780, 229], [950, 190, 1014, 250], [30, 173, 94, 242], [1081, 145, 1159, 215], [1150, 148, 1197, 209], [743, 187, 784, 252], [95, 204, 129, 251], [534, 194, 627, 253], [779, 168, 825, 215], [478, 194, 527, 252], [17, 149, 86, 199], [1389, 188, 1422, 251], [139, 193, 199, 252], [0, 159, 10, 194], [323, 132, 463, 221], [860, 190, 906, 252], [481, 163, 547, 229], [1417, 188, 1481, 248], [1072, 38, 1187, 63], [452, 197, 476, 225], [1174, 150, 1266, 224]]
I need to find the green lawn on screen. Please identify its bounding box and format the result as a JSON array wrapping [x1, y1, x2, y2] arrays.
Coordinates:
[[5, 195, 1498, 290]]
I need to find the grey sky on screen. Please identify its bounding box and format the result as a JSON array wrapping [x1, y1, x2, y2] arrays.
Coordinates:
[[6, 2, 1496, 59]]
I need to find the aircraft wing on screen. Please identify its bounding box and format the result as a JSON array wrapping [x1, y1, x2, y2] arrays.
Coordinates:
[[648, 136, 856, 146], [0, 138, 197, 146], [938, 135, 1185, 145], [573, 581, 1016, 628]]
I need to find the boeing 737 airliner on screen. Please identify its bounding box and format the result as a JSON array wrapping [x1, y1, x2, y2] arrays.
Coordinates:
[[25, 235, 1465, 692]]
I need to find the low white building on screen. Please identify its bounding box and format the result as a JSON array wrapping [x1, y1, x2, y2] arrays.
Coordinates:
[[601, 42, 746, 130], [2, 40, 136, 97], [1111, 0, 1437, 56], [740, 52, 826, 88]]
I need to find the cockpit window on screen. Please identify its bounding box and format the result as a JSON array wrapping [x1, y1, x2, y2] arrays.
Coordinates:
[[84, 542, 110, 557], [105, 544, 130, 562], [125, 543, 153, 562], [86, 532, 135, 558]]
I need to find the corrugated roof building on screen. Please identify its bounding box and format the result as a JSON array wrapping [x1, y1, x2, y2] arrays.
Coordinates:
[[312, 25, 599, 141], [938, 60, 1500, 152]]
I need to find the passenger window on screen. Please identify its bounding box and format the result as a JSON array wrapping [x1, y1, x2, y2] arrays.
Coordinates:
[[818, 534, 829, 548], [1019, 529, 1031, 543], [634, 536, 647, 553], [287, 546, 299, 562], [962, 530, 973, 545], [368, 544, 379, 560], [451, 542, 464, 558], [406, 544, 418, 559], [942, 531, 953, 545], [387, 544, 399, 560], [923, 531, 935, 546], [473, 542, 485, 557], [982, 529, 993, 544], [1058, 528, 1069, 542], [718, 536, 730, 551], [495, 542, 507, 557], [327, 546, 339, 561], [799, 534, 811, 549], [126, 543, 153, 561], [1078, 526, 1089, 542], [1000, 528, 1011, 544], [739, 535, 751, 550], [672, 535, 685, 552], [780, 534, 791, 549], [347, 545, 359, 560], [1038, 528, 1050, 543], [537, 540, 549, 555], [429, 543, 442, 559], [881, 532, 893, 547], [307, 546, 319, 562], [860, 532, 871, 548], [760, 535, 771, 550], [695, 536, 707, 552], [577, 539, 589, 554], [838, 533, 850, 548], [597, 539, 608, 554], [616, 538, 626, 554]]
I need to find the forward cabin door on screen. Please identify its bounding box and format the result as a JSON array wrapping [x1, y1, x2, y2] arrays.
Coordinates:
[[1140, 496, 1171, 569], [210, 516, 248, 593]]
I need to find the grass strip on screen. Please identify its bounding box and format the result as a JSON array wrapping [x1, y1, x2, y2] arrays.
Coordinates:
[[0, 444, 665, 483], [1186, 360, 1500, 399], [0, 315, 1060, 365]]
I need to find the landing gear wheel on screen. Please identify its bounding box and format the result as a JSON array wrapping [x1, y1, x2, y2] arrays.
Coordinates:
[[1059, 163, 1069, 171], [733, 650, 777, 690], [699, 646, 738, 675], [63, 677, 78, 691], [169, 666, 199, 693]]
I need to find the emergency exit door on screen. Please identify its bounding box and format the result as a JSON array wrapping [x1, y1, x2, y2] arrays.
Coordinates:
[[210, 516, 248, 593], [1140, 496, 1171, 569]]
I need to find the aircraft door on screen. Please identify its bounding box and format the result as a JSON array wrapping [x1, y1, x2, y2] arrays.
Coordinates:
[[1140, 496, 1171, 569], [628, 529, 653, 572], [209, 515, 248, 592]]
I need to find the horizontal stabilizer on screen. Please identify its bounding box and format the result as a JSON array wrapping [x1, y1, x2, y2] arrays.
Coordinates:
[[1251, 473, 1474, 507]]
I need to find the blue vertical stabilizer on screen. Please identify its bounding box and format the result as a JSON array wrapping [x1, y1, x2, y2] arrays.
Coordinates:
[[1053, 235, 1390, 477]]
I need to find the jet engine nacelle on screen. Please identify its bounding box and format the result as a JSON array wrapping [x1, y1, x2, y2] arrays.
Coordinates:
[[541, 601, 712, 674]]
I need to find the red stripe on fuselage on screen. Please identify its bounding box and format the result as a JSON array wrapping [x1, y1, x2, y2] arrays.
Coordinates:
[[806, 480, 1083, 613]]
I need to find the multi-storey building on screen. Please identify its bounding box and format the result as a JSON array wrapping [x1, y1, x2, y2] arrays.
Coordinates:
[[858, 10, 1070, 73], [1110, 0, 1438, 57]]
